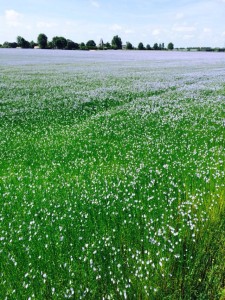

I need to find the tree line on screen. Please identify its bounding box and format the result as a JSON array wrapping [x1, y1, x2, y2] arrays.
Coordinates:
[[0, 33, 174, 51]]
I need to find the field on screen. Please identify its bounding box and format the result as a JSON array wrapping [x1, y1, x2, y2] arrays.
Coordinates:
[[0, 49, 225, 299]]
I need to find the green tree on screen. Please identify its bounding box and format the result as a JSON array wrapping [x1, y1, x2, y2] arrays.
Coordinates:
[[126, 42, 133, 50], [86, 40, 96, 49], [47, 41, 53, 49], [146, 44, 151, 50], [52, 36, 67, 49], [98, 39, 104, 49], [17, 36, 24, 47], [23, 40, 31, 48], [153, 43, 159, 50], [66, 40, 79, 50], [79, 42, 86, 50], [111, 35, 122, 49], [2, 42, 10, 48], [168, 42, 174, 50], [30, 41, 36, 48], [17, 36, 30, 48], [105, 42, 111, 49], [37, 33, 48, 49], [3, 41, 18, 48], [138, 42, 145, 50]]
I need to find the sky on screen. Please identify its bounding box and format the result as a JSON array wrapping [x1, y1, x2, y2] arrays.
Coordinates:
[[1, 0, 225, 48]]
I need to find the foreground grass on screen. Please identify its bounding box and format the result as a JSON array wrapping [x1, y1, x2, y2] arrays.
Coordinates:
[[0, 52, 225, 299]]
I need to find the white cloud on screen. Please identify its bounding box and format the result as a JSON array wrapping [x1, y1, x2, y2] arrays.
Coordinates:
[[152, 29, 160, 36], [36, 21, 57, 29], [90, 1, 100, 8], [183, 34, 195, 40], [203, 27, 212, 33], [175, 13, 184, 20], [124, 29, 135, 34], [4, 9, 23, 27], [172, 25, 196, 33], [110, 24, 122, 31]]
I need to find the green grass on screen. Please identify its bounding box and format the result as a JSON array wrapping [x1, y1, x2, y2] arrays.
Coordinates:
[[0, 55, 225, 299]]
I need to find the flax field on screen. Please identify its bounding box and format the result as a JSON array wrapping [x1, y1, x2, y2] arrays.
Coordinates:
[[0, 49, 225, 299]]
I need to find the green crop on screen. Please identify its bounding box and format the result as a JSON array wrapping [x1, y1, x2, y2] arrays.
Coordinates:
[[0, 50, 224, 299]]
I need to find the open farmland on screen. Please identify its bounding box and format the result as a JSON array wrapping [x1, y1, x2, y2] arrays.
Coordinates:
[[0, 49, 225, 299]]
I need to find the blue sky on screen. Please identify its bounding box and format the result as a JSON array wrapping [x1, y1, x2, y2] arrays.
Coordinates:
[[1, 0, 225, 47]]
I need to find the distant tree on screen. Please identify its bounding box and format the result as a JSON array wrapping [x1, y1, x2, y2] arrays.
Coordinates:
[[2, 42, 10, 48], [138, 42, 145, 50], [30, 41, 35, 48], [168, 42, 174, 50], [86, 40, 96, 49], [23, 40, 31, 48], [30, 41, 38, 48], [52, 36, 67, 49], [17, 36, 24, 47], [11, 42, 18, 48], [47, 41, 53, 49], [17, 36, 30, 48], [111, 35, 122, 49], [159, 43, 162, 50], [146, 44, 151, 50], [153, 43, 159, 50], [105, 42, 111, 49], [79, 42, 86, 50], [153, 43, 158, 50], [126, 42, 133, 50], [66, 40, 79, 50], [162, 42, 165, 49], [37, 33, 48, 49], [3, 41, 18, 48], [98, 39, 104, 49]]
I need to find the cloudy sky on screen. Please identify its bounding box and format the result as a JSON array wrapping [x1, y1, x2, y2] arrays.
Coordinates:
[[1, 0, 225, 48]]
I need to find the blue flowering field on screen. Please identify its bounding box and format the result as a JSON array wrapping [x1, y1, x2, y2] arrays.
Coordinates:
[[0, 49, 224, 299]]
